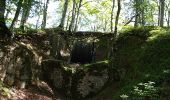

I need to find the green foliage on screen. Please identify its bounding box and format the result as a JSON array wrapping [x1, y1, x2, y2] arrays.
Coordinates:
[[119, 26, 154, 39], [132, 81, 158, 98], [120, 81, 159, 100], [88, 7, 100, 15], [0, 81, 10, 97], [113, 26, 170, 99]]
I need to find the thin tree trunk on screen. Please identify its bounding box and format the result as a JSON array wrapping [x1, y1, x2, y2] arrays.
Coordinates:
[[74, 0, 83, 32], [141, 2, 145, 26], [59, 0, 69, 28], [0, 0, 11, 37], [36, 16, 40, 29], [159, 0, 165, 27], [168, 10, 170, 26], [109, 0, 121, 68], [65, 11, 72, 30], [69, 0, 76, 32], [158, 2, 160, 26], [111, 0, 115, 32], [20, 0, 32, 31], [41, 0, 49, 29], [114, 0, 121, 36], [10, 0, 23, 30], [66, 16, 70, 30], [103, 18, 107, 32], [134, 0, 139, 27], [109, 0, 121, 59]]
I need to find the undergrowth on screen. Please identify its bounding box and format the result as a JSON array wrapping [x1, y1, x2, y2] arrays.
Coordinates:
[[0, 81, 10, 97], [112, 26, 170, 99]]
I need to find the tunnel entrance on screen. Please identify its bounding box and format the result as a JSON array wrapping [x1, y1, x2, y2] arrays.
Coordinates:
[[70, 41, 95, 64]]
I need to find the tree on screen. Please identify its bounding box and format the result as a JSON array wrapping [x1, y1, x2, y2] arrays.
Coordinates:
[[114, 0, 121, 36], [10, 0, 23, 30], [159, 0, 165, 27], [0, 0, 11, 38], [20, 0, 33, 31], [59, 0, 69, 29], [109, 0, 121, 59], [74, 0, 83, 32], [111, 0, 115, 32], [134, 0, 145, 26], [166, 1, 170, 26], [41, 0, 49, 29], [69, 0, 76, 32]]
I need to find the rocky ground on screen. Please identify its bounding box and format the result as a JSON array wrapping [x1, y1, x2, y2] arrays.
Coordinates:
[[0, 82, 55, 100]]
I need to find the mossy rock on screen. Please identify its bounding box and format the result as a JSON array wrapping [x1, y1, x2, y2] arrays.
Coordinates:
[[41, 59, 72, 97], [71, 61, 110, 99], [41, 60, 113, 99]]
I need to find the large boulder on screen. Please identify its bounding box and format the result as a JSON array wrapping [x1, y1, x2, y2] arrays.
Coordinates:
[[1, 42, 41, 88], [41, 60, 111, 99], [41, 59, 72, 97], [71, 61, 109, 99]]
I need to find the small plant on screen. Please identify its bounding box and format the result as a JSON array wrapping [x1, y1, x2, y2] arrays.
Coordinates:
[[0, 81, 10, 97], [120, 94, 129, 100], [131, 81, 158, 99], [120, 81, 159, 100]]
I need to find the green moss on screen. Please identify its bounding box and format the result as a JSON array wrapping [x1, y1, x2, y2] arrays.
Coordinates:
[[119, 26, 154, 40], [83, 60, 108, 68]]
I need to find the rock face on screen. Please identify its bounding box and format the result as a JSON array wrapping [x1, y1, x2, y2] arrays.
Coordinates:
[[0, 44, 10, 81], [0, 42, 41, 88], [71, 62, 109, 99], [41, 60, 110, 99], [41, 60, 72, 97]]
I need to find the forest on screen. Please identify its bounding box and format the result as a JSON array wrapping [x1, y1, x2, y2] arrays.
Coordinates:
[[0, 0, 170, 100]]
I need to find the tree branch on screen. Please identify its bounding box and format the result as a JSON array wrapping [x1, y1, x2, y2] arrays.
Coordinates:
[[124, 13, 140, 26]]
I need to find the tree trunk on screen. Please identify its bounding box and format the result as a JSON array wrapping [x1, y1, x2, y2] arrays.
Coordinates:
[[36, 15, 40, 29], [0, 0, 5, 24], [65, 11, 71, 30], [69, 0, 76, 32], [141, 1, 145, 26], [134, 0, 139, 27], [134, 0, 145, 26], [41, 0, 49, 29], [59, 0, 69, 29], [74, 0, 83, 32], [0, 0, 11, 38], [111, 0, 115, 32], [10, 0, 23, 30], [103, 18, 107, 32], [20, 0, 32, 31], [159, 0, 165, 27], [114, 0, 121, 36], [168, 10, 170, 26], [158, 2, 160, 26], [109, 0, 121, 60]]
